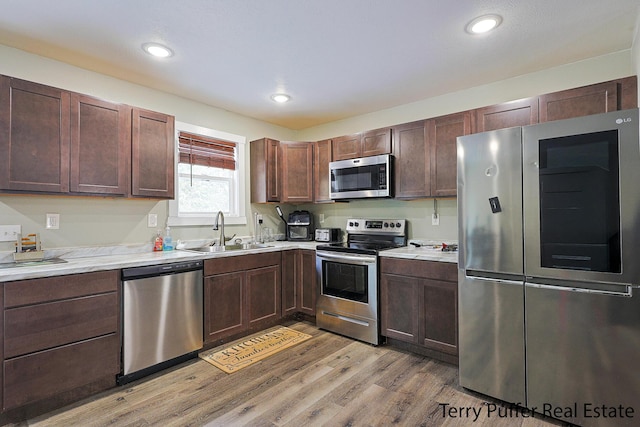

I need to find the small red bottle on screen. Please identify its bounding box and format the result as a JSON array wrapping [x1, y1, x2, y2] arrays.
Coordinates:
[[153, 229, 164, 252]]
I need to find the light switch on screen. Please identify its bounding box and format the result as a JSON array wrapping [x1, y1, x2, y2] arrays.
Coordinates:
[[148, 213, 158, 228], [431, 213, 440, 226], [46, 213, 60, 230], [0, 225, 21, 242]]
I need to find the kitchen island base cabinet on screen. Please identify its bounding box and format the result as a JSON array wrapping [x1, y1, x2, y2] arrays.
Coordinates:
[[380, 258, 458, 365], [204, 253, 281, 345], [1, 271, 119, 418]]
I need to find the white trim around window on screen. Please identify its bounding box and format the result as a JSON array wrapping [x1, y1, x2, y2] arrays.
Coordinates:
[[168, 121, 247, 226]]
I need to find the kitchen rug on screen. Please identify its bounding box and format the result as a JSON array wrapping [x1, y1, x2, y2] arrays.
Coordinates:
[[199, 326, 312, 373]]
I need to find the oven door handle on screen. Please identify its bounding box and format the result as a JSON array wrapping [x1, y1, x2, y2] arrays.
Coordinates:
[[316, 251, 377, 265]]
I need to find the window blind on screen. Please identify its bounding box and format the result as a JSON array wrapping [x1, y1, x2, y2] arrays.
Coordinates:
[[178, 131, 236, 170]]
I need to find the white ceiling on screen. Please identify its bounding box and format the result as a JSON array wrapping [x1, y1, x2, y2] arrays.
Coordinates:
[[0, 1, 638, 130]]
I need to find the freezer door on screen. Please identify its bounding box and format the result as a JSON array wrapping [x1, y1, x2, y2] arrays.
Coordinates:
[[458, 273, 526, 403], [457, 127, 523, 275], [526, 281, 640, 427]]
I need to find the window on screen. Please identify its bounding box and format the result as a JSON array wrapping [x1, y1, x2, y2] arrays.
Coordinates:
[[168, 122, 246, 226]]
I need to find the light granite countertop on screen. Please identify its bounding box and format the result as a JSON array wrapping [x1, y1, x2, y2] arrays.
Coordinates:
[[380, 246, 458, 263], [380, 239, 458, 264], [0, 238, 457, 282], [0, 240, 320, 282]]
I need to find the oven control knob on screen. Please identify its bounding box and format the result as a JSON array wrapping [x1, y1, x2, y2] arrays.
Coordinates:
[[354, 221, 359, 227], [384, 222, 389, 228], [348, 221, 354, 227], [390, 223, 395, 228], [396, 222, 402, 228]]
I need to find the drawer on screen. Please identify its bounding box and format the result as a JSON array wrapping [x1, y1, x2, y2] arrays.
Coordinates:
[[380, 257, 457, 282], [3, 334, 119, 410], [4, 293, 118, 358], [204, 252, 281, 276], [4, 270, 118, 308]]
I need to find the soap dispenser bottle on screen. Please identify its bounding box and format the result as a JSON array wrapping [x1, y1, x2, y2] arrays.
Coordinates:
[[163, 226, 173, 251]]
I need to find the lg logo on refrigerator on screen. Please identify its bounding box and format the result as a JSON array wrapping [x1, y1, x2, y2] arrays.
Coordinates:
[[616, 117, 633, 124]]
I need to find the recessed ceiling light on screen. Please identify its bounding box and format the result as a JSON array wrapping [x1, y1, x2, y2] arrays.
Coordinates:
[[271, 93, 291, 103], [142, 43, 173, 58], [466, 14, 502, 35]]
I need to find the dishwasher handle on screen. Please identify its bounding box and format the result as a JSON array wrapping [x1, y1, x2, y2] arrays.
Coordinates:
[[122, 260, 203, 280]]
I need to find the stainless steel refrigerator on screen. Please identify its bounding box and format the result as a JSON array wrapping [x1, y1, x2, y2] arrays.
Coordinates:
[[457, 109, 640, 427]]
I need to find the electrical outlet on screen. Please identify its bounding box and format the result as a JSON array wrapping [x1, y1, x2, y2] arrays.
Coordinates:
[[0, 225, 21, 242], [319, 213, 325, 223], [431, 213, 440, 226], [148, 213, 158, 228], [46, 213, 60, 230]]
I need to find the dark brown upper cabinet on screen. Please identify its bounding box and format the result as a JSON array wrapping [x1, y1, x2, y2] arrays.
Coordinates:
[[428, 111, 471, 197], [70, 94, 131, 195], [281, 141, 314, 203], [331, 133, 360, 161], [472, 97, 539, 133], [313, 139, 332, 203], [392, 113, 469, 199], [539, 80, 618, 123], [0, 76, 71, 193], [131, 107, 175, 199], [250, 138, 281, 203], [250, 138, 314, 203], [392, 120, 430, 199], [332, 127, 391, 161], [0, 74, 175, 199]]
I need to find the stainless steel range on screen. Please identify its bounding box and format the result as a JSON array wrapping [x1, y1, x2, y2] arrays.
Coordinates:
[[316, 218, 406, 345]]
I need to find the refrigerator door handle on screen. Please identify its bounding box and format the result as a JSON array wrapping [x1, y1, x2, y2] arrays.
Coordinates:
[[526, 281, 634, 298], [465, 270, 523, 286]]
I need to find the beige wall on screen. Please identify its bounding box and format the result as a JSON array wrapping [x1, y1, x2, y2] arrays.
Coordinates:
[[0, 44, 295, 251], [295, 49, 638, 242], [295, 50, 636, 142], [0, 43, 638, 251]]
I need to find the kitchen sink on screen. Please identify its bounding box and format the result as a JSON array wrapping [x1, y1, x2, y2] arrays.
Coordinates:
[[182, 243, 273, 253]]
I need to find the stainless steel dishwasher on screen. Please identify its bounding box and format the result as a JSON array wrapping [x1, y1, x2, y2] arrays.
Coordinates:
[[119, 260, 203, 384]]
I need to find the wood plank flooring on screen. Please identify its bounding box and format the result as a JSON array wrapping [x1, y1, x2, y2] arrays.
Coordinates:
[[15, 322, 569, 427]]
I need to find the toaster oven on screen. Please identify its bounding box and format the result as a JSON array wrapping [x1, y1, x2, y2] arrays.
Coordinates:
[[287, 210, 314, 241]]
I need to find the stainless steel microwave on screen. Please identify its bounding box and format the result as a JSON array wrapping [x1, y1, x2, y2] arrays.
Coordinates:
[[329, 154, 393, 200]]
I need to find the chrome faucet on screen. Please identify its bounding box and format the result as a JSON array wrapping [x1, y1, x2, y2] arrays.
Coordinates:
[[213, 210, 225, 246]]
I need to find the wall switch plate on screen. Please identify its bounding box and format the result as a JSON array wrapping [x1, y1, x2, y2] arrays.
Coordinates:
[[319, 213, 325, 223], [431, 213, 440, 226], [46, 213, 60, 230], [0, 225, 21, 242], [148, 213, 158, 228]]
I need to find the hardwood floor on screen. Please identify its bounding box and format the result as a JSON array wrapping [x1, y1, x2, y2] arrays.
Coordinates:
[[17, 322, 568, 427]]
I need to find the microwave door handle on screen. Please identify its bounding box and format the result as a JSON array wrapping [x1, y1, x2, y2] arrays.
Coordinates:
[[317, 252, 377, 265]]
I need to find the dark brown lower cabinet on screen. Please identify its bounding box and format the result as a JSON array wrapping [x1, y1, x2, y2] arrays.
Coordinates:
[[380, 258, 458, 364], [281, 249, 316, 317], [247, 265, 281, 331], [1, 271, 119, 414], [204, 270, 245, 342], [204, 252, 281, 344], [4, 335, 119, 410]]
